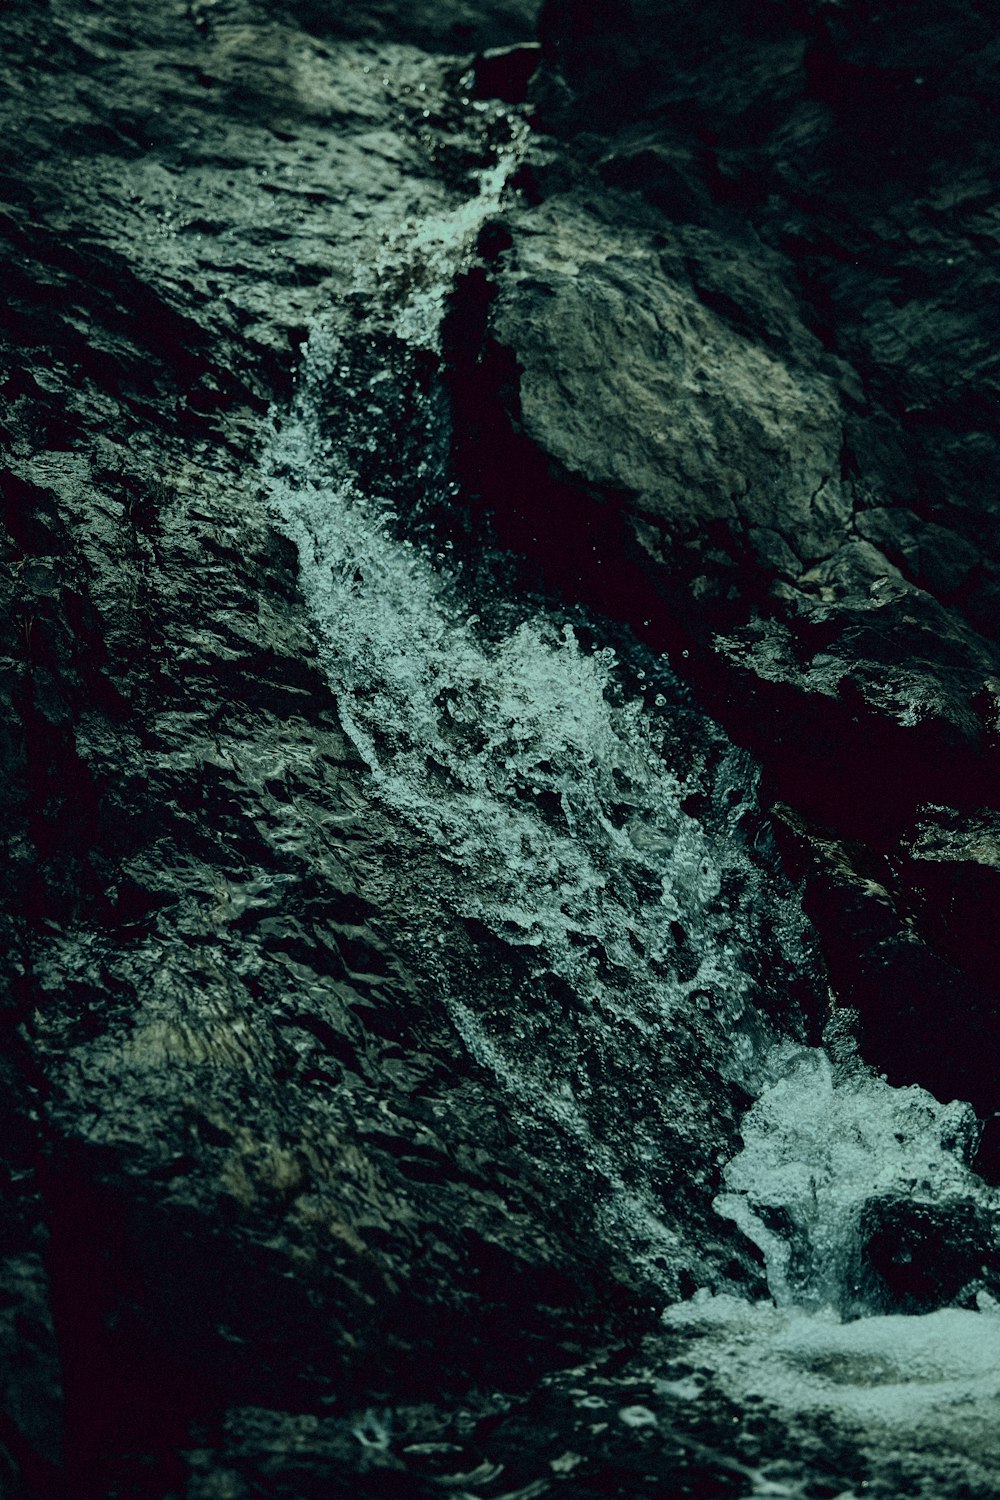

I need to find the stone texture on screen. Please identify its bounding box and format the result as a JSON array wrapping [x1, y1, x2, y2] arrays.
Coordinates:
[[5, 0, 1000, 1494], [282, 0, 540, 51], [0, 2, 828, 1495], [491, 198, 849, 556], [452, 0, 1000, 1113]]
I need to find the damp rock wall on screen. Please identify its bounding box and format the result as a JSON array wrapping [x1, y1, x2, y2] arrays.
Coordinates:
[[458, 0, 1000, 1119], [3, 3, 1000, 1498]]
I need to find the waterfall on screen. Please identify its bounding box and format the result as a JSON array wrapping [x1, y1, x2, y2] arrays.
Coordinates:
[[263, 97, 824, 1295], [715, 1045, 986, 1316], [263, 68, 1000, 1495]]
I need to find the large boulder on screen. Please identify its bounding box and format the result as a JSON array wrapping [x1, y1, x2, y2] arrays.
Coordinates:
[[490, 199, 848, 558]]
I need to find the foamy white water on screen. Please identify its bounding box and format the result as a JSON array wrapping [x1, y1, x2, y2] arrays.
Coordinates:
[[716, 1044, 986, 1313], [264, 103, 785, 1076], [663, 1293, 1000, 1495], [263, 70, 1000, 1494]]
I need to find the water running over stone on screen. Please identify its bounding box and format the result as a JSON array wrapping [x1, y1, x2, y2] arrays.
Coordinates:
[[264, 82, 827, 1298], [265, 61, 1000, 1497], [715, 1044, 992, 1317], [663, 1048, 1000, 1493]]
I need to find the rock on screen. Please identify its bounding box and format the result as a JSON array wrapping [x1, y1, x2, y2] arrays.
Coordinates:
[[0, 4, 611, 1493], [490, 198, 849, 562], [973, 1115, 1000, 1186], [178, 1338, 869, 1499], [473, 42, 542, 102], [285, 0, 540, 51], [859, 1196, 1000, 1314], [452, 0, 1000, 1110], [0, 1, 823, 1494], [854, 508, 980, 604], [772, 804, 1000, 1114], [6, 0, 1000, 1493]]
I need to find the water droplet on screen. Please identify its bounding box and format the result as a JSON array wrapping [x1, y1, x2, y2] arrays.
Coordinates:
[[619, 1406, 657, 1428]]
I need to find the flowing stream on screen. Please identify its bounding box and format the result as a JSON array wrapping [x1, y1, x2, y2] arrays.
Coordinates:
[[264, 65, 1000, 1498]]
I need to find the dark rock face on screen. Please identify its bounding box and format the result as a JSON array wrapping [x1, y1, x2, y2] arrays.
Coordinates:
[[456, 0, 1000, 1112], [0, 2, 823, 1495], [4, 1, 1000, 1496], [282, 0, 539, 51], [859, 1195, 1000, 1314]]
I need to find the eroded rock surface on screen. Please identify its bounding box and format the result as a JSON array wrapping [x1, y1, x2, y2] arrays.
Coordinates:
[[5, 2, 1000, 1497], [457, 0, 1000, 1113]]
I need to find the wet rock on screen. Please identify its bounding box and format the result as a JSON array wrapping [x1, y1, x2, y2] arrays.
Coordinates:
[[5, 0, 1000, 1493], [772, 805, 1000, 1114], [456, 0, 1000, 1109], [973, 1115, 1000, 1187], [473, 42, 543, 103], [489, 198, 848, 562], [284, 0, 540, 52], [176, 1335, 870, 1499], [854, 509, 980, 605], [0, 5, 594, 1494], [859, 1196, 1000, 1314]]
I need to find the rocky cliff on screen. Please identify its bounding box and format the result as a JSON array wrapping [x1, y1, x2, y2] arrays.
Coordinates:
[[474, 0, 1000, 1120], [2, 3, 1000, 1498]]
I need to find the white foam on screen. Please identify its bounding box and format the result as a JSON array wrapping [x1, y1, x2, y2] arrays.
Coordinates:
[[263, 116, 783, 1054], [679, 1051, 1000, 1490], [260, 69, 1000, 1489], [715, 1044, 982, 1311], [665, 1291, 1000, 1478], [260, 96, 816, 1291]]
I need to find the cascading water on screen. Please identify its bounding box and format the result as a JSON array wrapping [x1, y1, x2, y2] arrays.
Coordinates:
[[715, 1044, 987, 1316], [659, 1046, 1000, 1493], [263, 60, 1000, 1498]]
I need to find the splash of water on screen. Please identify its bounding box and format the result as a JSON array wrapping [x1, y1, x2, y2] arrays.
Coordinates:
[[262, 57, 1000, 1495], [262, 89, 825, 1293], [661, 1046, 1000, 1491], [267, 319, 791, 1286], [264, 100, 783, 1059], [715, 1044, 984, 1314], [259, 59, 1000, 1496]]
